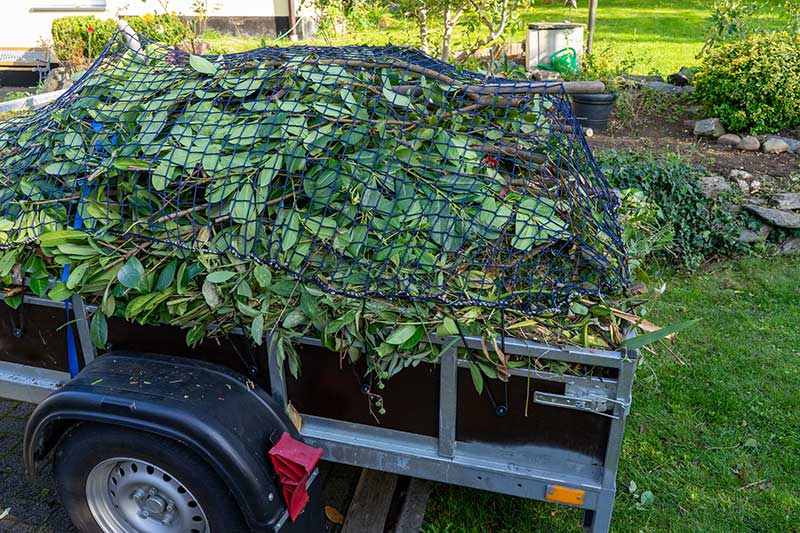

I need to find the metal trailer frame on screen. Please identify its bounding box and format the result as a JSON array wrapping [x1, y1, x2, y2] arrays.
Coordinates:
[[0, 295, 637, 533]]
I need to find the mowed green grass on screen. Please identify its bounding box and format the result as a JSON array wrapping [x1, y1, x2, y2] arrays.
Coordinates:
[[204, 0, 790, 74], [423, 255, 800, 532]]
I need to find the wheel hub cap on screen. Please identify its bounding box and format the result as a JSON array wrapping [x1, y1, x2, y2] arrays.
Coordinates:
[[85, 457, 210, 533]]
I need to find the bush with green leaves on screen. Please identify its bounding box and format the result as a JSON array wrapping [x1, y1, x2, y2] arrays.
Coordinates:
[[127, 14, 192, 47], [52, 14, 190, 67], [694, 31, 800, 133], [598, 151, 743, 268], [52, 16, 117, 67]]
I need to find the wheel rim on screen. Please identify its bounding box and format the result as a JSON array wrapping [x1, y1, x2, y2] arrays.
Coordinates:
[[85, 457, 210, 533]]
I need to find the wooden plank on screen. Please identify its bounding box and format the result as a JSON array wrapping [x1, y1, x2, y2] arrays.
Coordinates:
[[342, 469, 398, 533], [394, 478, 434, 533]]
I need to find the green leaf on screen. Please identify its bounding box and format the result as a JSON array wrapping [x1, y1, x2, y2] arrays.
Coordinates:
[[44, 161, 81, 176], [258, 153, 283, 189], [155, 261, 177, 290], [382, 86, 412, 108], [29, 277, 49, 297], [437, 316, 459, 336], [101, 293, 116, 316], [151, 161, 174, 192], [399, 325, 425, 350], [231, 184, 256, 223], [117, 257, 144, 289], [206, 270, 236, 283], [254, 265, 272, 289], [236, 280, 252, 298], [251, 314, 265, 344], [202, 278, 222, 308], [3, 294, 22, 309], [66, 262, 92, 289], [281, 213, 300, 252], [621, 319, 700, 351], [111, 158, 149, 171], [189, 54, 218, 76], [386, 324, 417, 345], [0, 251, 18, 276], [38, 230, 88, 247], [48, 282, 72, 301], [639, 490, 655, 506], [468, 362, 484, 395], [90, 311, 108, 349]]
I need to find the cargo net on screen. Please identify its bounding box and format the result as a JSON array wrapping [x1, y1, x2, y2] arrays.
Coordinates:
[[0, 31, 628, 314]]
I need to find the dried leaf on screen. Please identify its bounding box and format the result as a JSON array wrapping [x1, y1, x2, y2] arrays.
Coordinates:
[[324, 505, 345, 525]]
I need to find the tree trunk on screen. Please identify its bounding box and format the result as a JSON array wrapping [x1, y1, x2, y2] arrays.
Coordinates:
[[418, 5, 430, 54], [441, 3, 457, 62]]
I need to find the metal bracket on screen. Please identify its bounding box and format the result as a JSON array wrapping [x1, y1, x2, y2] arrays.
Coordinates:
[[273, 467, 320, 531], [534, 381, 628, 419]]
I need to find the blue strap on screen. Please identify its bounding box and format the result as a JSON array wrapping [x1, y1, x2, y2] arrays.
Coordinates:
[[61, 184, 88, 378]]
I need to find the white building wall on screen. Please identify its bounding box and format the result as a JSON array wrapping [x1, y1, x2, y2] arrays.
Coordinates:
[[1, 0, 290, 48]]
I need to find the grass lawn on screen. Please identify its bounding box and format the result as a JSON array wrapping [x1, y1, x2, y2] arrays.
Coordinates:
[[423, 254, 800, 532], [203, 0, 791, 75]]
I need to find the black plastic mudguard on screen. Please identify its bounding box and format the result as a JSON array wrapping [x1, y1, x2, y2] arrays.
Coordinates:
[[24, 351, 323, 532]]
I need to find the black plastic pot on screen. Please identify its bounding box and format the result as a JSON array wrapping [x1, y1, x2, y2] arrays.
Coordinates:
[[571, 93, 617, 132]]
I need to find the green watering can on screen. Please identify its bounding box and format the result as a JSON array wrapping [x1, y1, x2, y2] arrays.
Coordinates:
[[537, 47, 579, 75]]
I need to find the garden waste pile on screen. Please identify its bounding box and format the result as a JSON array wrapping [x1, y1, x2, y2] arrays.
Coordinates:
[[0, 31, 664, 390]]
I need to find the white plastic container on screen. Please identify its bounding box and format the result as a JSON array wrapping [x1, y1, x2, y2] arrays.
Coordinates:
[[526, 22, 585, 71]]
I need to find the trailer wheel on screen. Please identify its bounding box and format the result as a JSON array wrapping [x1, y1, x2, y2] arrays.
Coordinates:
[[53, 423, 248, 533]]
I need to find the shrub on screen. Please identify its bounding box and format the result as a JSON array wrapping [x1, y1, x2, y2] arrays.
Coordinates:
[[52, 14, 191, 67], [127, 14, 192, 46], [52, 16, 116, 66], [694, 32, 800, 134], [598, 151, 742, 268]]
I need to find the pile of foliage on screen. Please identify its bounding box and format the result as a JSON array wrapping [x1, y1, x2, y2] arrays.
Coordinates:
[[0, 36, 681, 395], [695, 31, 800, 133], [599, 151, 742, 268], [52, 14, 190, 67]]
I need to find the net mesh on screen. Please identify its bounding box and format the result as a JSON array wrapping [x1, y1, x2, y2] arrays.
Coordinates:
[[0, 31, 628, 314]]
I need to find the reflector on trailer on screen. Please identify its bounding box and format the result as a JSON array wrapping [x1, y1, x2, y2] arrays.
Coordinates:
[[545, 484, 585, 505]]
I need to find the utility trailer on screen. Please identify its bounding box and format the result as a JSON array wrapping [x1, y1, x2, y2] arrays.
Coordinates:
[[0, 293, 636, 533]]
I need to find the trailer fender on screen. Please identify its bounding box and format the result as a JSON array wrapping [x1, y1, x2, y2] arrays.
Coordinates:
[[24, 351, 299, 531]]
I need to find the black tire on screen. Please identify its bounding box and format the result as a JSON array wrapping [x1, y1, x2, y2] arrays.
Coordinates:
[[53, 423, 250, 533]]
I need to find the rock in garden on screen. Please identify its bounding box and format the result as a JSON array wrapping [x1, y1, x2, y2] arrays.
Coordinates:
[[769, 192, 800, 211], [733, 179, 749, 194], [749, 179, 762, 193], [743, 204, 800, 229], [780, 238, 800, 255], [700, 175, 732, 198], [737, 225, 770, 244], [765, 136, 800, 153], [737, 135, 760, 151], [717, 134, 741, 147], [762, 138, 790, 154], [729, 169, 752, 180], [745, 196, 767, 206], [694, 118, 725, 138]]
